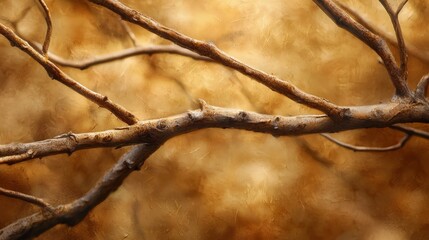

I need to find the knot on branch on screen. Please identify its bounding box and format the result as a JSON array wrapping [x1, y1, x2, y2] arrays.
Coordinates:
[[329, 107, 351, 122], [238, 111, 249, 121]]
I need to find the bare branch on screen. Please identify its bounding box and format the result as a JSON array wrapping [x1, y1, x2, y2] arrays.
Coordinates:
[[321, 133, 411, 152], [1, 100, 428, 165], [31, 43, 212, 70], [313, 0, 412, 98], [396, 0, 409, 15], [89, 0, 344, 117], [336, 2, 429, 64], [416, 74, 429, 100], [390, 125, 429, 140], [0, 143, 161, 240], [0, 187, 54, 210], [0, 23, 138, 125], [379, 0, 408, 81], [34, 0, 52, 56]]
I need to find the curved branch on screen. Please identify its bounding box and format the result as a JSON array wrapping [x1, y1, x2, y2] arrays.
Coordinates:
[[1, 100, 429, 165], [35, 0, 52, 56], [0, 143, 161, 240], [0, 23, 138, 125], [321, 133, 411, 152], [89, 0, 344, 117], [0, 187, 54, 211], [313, 0, 411, 98], [34, 44, 212, 70]]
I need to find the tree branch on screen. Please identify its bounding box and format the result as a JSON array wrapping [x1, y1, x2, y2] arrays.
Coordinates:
[[416, 74, 429, 100], [89, 0, 344, 118], [335, 1, 429, 64], [1, 100, 428, 165], [32, 43, 212, 70], [0, 23, 138, 125], [0, 143, 161, 240], [390, 125, 429, 140], [0, 187, 54, 211], [313, 0, 412, 98], [34, 0, 52, 56], [379, 0, 408, 82], [321, 133, 411, 152]]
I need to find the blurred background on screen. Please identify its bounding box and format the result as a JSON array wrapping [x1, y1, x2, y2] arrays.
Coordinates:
[[1, 0, 429, 239]]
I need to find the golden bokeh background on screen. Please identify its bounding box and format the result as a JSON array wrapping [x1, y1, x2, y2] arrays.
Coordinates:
[[1, 0, 429, 239]]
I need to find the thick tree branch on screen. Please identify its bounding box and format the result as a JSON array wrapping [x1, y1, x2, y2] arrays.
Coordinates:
[[321, 133, 411, 152], [1, 100, 428, 165], [313, 0, 412, 98], [0, 187, 54, 211], [89, 0, 344, 117], [35, 0, 52, 56], [0, 144, 161, 240], [0, 23, 138, 125]]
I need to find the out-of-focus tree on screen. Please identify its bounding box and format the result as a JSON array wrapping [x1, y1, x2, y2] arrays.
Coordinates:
[[1, 0, 429, 239]]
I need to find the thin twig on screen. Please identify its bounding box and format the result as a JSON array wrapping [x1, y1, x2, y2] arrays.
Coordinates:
[[336, 1, 429, 64], [89, 0, 345, 118], [0, 144, 162, 240], [0, 23, 138, 125], [396, 0, 409, 15], [379, 0, 408, 82], [321, 133, 411, 152], [120, 20, 138, 47], [1, 100, 429, 164], [34, 0, 52, 56], [0, 187, 54, 210], [313, 0, 412, 98], [31, 43, 212, 69], [390, 125, 429, 139], [416, 74, 429, 100]]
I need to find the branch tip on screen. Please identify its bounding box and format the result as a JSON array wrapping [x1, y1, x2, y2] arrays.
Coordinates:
[[416, 75, 429, 100], [35, 0, 52, 56], [396, 0, 409, 16], [197, 99, 208, 111], [0, 187, 54, 210]]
